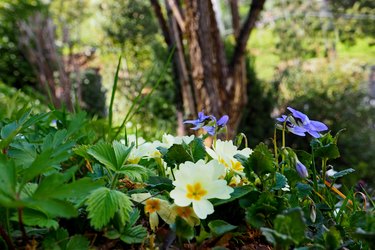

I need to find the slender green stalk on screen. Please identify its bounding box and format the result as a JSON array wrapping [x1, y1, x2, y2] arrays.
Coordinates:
[[273, 128, 278, 168], [311, 149, 318, 192], [112, 48, 175, 140], [322, 157, 328, 185], [108, 56, 122, 135], [110, 173, 119, 190]]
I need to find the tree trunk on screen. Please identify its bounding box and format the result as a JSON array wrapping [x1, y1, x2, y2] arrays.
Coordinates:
[[150, 0, 266, 137]]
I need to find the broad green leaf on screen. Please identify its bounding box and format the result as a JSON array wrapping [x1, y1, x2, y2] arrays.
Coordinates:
[[66, 235, 90, 250], [187, 138, 206, 162], [15, 208, 58, 229], [27, 199, 78, 218], [117, 164, 148, 181], [162, 144, 192, 168], [246, 143, 275, 176], [172, 216, 194, 240], [88, 142, 117, 171], [324, 227, 341, 250], [85, 187, 133, 229], [208, 220, 237, 237], [120, 225, 147, 244], [314, 143, 340, 159], [113, 141, 133, 168], [274, 208, 306, 244], [146, 175, 174, 192], [272, 173, 288, 191], [211, 185, 254, 206], [66, 112, 87, 138], [0, 156, 17, 199], [261, 227, 293, 247], [332, 168, 355, 179]]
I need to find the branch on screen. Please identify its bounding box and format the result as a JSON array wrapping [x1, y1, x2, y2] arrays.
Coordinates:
[[150, 0, 172, 46], [229, 0, 266, 71], [166, 0, 186, 32], [228, 0, 240, 37]]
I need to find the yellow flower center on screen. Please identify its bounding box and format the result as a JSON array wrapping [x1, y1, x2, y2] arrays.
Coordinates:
[[176, 206, 192, 218], [231, 160, 244, 172], [218, 157, 229, 168], [186, 182, 207, 201], [145, 199, 161, 213]]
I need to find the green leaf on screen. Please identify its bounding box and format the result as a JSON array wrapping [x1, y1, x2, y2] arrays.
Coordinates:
[[17, 208, 58, 229], [261, 227, 293, 247], [85, 187, 133, 229], [246, 143, 275, 176], [208, 220, 237, 237], [0, 156, 17, 202], [27, 199, 78, 218], [88, 142, 117, 171], [42, 228, 69, 250], [117, 164, 148, 181], [146, 175, 174, 192], [211, 185, 254, 206], [332, 168, 355, 179], [314, 143, 340, 159], [274, 207, 306, 244], [172, 216, 194, 240], [66, 235, 90, 250], [296, 182, 313, 199], [272, 173, 288, 191], [162, 144, 192, 167], [112, 141, 133, 168], [120, 225, 147, 244], [187, 138, 206, 162]]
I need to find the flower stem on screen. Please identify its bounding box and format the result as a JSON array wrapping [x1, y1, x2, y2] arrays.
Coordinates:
[[17, 207, 28, 243], [0, 225, 15, 250], [322, 157, 328, 185], [273, 128, 278, 169], [311, 149, 318, 191]]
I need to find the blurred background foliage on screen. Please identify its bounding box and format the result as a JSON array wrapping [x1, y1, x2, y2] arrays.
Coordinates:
[[0, 0, 374, 187]]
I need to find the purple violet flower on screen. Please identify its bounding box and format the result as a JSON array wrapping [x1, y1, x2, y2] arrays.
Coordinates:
[[184, 111, 211, 130], [184, 111, 229, 136], [277, 107, 328, 138], [296, 160, 309, 178]]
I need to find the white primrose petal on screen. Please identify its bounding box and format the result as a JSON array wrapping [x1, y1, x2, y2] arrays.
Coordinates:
[[206, 147, 218, 159], [192, 199, 214, 219], [205, 180, 233, 199], [149, 212, 159, 231], [170, 189, 191, 207]]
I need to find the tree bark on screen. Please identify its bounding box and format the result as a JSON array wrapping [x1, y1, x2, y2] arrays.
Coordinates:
[[151, 0, 266, 137]]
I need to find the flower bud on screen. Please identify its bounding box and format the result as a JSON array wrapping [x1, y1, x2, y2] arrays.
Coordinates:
[[296, 160, 309, 178]]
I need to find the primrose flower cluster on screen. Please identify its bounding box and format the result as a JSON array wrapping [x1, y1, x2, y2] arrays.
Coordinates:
[[128, 111, 253, 231]]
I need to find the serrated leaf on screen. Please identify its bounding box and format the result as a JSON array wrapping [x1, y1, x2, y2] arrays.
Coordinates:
[[88, 142, 117, 171], [85, 187, 133, 229], [113, 141, 133, 168], [146, 175, 174, 192], [66, 235, 90, 250], [120, 225, 148, 244], [42, 228, 69, 250], [332, 168, 355, 179], [211, 185, 254, 206], [246, 143, 275, 176], [0, 156, 17, 200], [208, 220, 237, 237], [17, 208, 59, 229], [272, 173, 288, 191], [117, 164, 148, 181]]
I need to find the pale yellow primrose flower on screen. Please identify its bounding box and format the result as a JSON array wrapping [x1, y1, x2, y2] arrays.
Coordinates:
[[171, 205, 200, 226], [206, 140, 252, 174], [131, 193, 176, 231], [170, 160, 233, 219], [161, 134, 195, 148]]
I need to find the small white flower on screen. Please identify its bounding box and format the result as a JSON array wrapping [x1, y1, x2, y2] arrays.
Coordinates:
[[170, 160, 233, 219], [206, 140, 252, 174], [161, 134, 195, 148]]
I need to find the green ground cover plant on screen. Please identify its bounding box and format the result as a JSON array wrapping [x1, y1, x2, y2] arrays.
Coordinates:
[[0, 98, 374, 249]]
